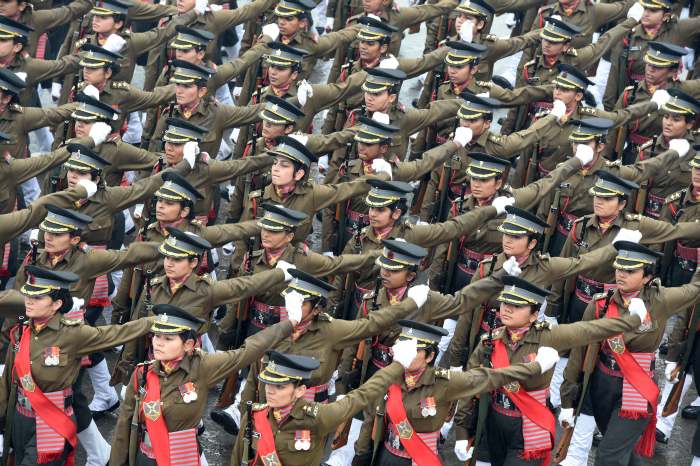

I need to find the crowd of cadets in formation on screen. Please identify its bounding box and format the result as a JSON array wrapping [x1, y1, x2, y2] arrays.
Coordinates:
[[4, 0, 700, 464]]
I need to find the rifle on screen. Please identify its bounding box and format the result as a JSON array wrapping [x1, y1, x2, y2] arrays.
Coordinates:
[[334, 45, 356, 132], [555, 290, 613, 462], [468, 310, 495, 466], [443, 182, 466, 294], [248, 17, 266, 103], [660, 189, 686, 285], [111, 267, 144, 386], [561, 215, 589, 325], [156, 43, 175, 129], [371, 390, 388, 466], [525, 141, 540, 186], [31, 243, 37, 266], [618, 29, 634, 99], [217, 238, 257, 409], [157, 14, 174, 76], [241, 401, 254, 466], [468, 254, 499, 355], [146, 157, 165, 223], [2, 316, 23, 466], [136, 271, 153, 365], [663, 303, 700, 417], [435, 12, 450, 50], [542, 185, 562, 254], [334, 143, 352, 256], [340, 218, 364, 320], [514, 44, 543, 133], [636, 135, 658, 213]]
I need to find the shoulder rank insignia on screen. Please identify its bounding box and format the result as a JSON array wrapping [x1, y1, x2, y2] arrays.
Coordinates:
[[536, 251, 550, 260], [605, 159, 622, 167], [567, 48, 578, 56], [476, 81, 493, 88], [502, 185, 514, 194], [360, 226, 368, 235], [198, 274, 214, 285], [666, 191, 683, 203], [625, 213, 641, 221], [59, 317, 81, 326], [650, 277, 662, 288], [10, 103, 22, 112], [579, 107, 597, 114], [593, 292, 608, 301], [191, 219, 204, 226], [77, 81, 86, 90], [252, 403, 268, 411], [320, 311, 334, 322], [625, 85, 635, 91], [489, 134, 502, 144], [75, 37, 88, 49], [524, 60, 536, 68], [3, 152, 11, 163], [303, 404, 319, 417], [296, 242, 310, 255], [402, 219, 413, 229], [398, 103, 406, 112], [112, 81, 130, 90], [79, 242, 91, 252], [200, 153, 211, 164], [573, 214, 590, 224], [485, 34, 497, 40], [533, 320, 551, 330], [151, 275, 162, 284], [435, 367, 450, 379], [250, 190, 262, 199], [363, 290, 375, 300], [437, 39, 447, 47]]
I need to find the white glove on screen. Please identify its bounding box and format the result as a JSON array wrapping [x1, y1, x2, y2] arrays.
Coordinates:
[[559, 408, 575, 428], [102, 34, 126, 54], [503, 256, 522, 277], [76, 179, 98, 198], [612, 227, 642, 244], [367, 13, 381, 21], [322, 251, 334, 257], [392, 337, 418, 368], [289, 134, 309, 146], [318, 155, 329, 173], [416, 220, 430, 226], [298, 79, 313, 106], [453, 127, 473, 147], [379, 56, 399, 69], [15, 72, 26, 82], [407, 284, 429, 308], [88, 121, 111, 146], [82, 84, 100, 100], [372, 158, 393, 179], [627, 297, 647, 322], [627, 2, 644, 22], [550, 14, 562, 21], [328, 369, 337, 395], [222, 242, 235, 256], [408, 180, 419, 189], [535, 346, 560, 374], [459, 20, 473, 42], [665, 361, 679, 384], [575, 144, 595, 165], [183, 141, 199, 168], [29, 229, 39, 244], [455, 441, 472, 461], [326, 18, 335, 30], [51, 82, 62, 101], [492, 196, 515, 215], [284, 290, 304, 325], [551, 99, 567, 121], [134, 204, 144, 219], [372, 112, 390, 124], [262, 23, 280, 40], [669, 138, 690, 158], [650, 89, 670, 109], [449, 366, 463, 372], [70, 297, 85, 314], [276, 260, 296, 282], [475, 92, 490, 98], [194, 0, 208, 14], [209, 3, 222, 10]]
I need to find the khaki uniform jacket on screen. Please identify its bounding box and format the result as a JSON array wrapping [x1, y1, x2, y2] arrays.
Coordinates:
[[232, 362, 407, 466], [455, 313, 642, 440], [561, 278, 700, 409], [419, 114, 559, 222], [535, 149, 681, 222], [18, 0, 93, 58], [447, 246, 619, 368], [603, 16, 700, 111], [111, 320, 295, 466], [7, 51, 84, 107], [0, 290, 25, 319]]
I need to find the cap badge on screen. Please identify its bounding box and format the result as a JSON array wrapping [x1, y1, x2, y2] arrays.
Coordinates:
[[75, 150, 81, 159], [407, 328, 413, 335], [164, 181, 172, 188], [49, 213, 56, 220], [279, 143, 285, 150], [161, 314, 168, 323], [364, 24, 370, 30], [576, 125, 581, 132], [368, 76, 374, 81], [87, 51, 94, 57], [597, 178, 603, 186], [510, 214, 517, 221], [386, 250, 395, 259], [656, 50, 661, 56], [479, 161, 484, 166], [275, 49, 282, 56], [292, 278, 299, 286], [265, 212, 273, 218], [169, 237, 177, 246], [561, 71, 567, 78], [510, 285, 516, 292], [624, 251, 629, 258], [362, 125, 368, 131], [269, 361, 276, 371]]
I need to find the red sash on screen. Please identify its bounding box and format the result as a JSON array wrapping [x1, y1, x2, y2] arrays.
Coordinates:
[[253, 408, 284, 466], [492, 339, 555, 464], [386, 383, 442, 466], [597, 299, 659, 456], [142, 368, 172, 466], [14, 327, 77, 465]]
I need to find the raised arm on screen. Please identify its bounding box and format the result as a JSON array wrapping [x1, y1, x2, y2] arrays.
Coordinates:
[[424, 270, 507, 321], [210, 269, 287, 308], [513, 157, 582, 210]]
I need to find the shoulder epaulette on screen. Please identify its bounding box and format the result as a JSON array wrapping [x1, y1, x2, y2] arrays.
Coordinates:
[[481, 326, 504, 341], [533, 320, 551, 330], [605, 159, 622, 167], [401, 219, 412, 229], [303, 404, 319, 417], [624, 212, 642, 221], [150, 275, 163, 284], [199, 153, 212, 165], [198, 273, 214, 285], [572, 214, 589, 225], [10, 103, 22, 112], [476, 81, 493, 88], [639, 140, 654, 151], [435, 367, 450, 379], [3, 152, 11, 164], [60, 317, 82, 326], [650, 277, 662, 288], [77, 81, 86, 91], [191, 219, 204, 226], [75, 37, 88, 49], [296, 242, 310, 255], [251, 403, 268, 412], [312, 32, 318, 43], [392, 155, 400, 166], [398, 103, 406, 112], [625, 85, 635, 91], [437, 39, 447, 47], [360, 226, 368, 236], [485, 34, 498, 41], [363, 290, 375, 300], [78, 242, 90, 252], [259, 86, 269, 94], [106, 136, 121, 145], [112, 81, 130, 90], [251, 249, 264, 257], [349, 11, 364, 21], [593, 292, 608, 301], [319, 311, 333, 322], [536, 251, 550, 260], [665, 190, 683, 203], [489, 134, 503, 144], [540, 3, 555, 10], [502, 185, 514, 194], [341, 63, 350, 69], [567, 48, 578, 56], [250, 190, 262, 199], [304, 178, 316, 187], [524, 60, 536, 68], [579, 107, 597, 115]]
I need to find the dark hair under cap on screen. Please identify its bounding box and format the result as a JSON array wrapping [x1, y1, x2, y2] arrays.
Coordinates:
[[270, 135, 319, 167], [553, 63, 594, 91], [63, 143, 113, 173], [39, 203, 94, 234], [589, 170, 639, 198], [155, 172, 204, 204], [257, 203, 308, 231], [0, 66, 28, 96], [467, 152, 510, 179]]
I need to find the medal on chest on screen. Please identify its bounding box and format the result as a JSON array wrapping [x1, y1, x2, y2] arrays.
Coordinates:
[[638, 312, 653, 332], [179, 382, 198, 403], [44, 347, 60, 366], [294, 430, 311, 450], [420, 397, 436, 417]]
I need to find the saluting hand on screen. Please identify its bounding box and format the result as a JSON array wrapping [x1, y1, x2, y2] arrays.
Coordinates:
[[284, 290, 304, 326]]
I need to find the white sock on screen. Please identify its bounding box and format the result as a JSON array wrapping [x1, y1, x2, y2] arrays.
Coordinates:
[[435, 319, 457, 366], [549, 356, 569, 409], [502, 51, 523, 88], [121, 112, 143, 145], [87, 360, 119, 411], [77, 420, 110, 466], [560, 413, 596, 466], [33, 126, 53, 154]]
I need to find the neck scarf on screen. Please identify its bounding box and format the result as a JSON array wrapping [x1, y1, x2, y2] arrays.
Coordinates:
[[559, 106, 575, 125], [646, 81, 664, 94], [476, 195, 494, 207], [273, 401, 295, 427], [642, 23, 662, 38], [692, 187, 700, 201], [663, 136, 671, 148], [620, 290, 641, 307], [265, 138, 275, 150], [386, 285, 407, 304], [373, 107, 390, 115], [543, 53, 561, 68], [271, 83, 291, 97], [598, 214, 617, 235], [560, 0, 580, 15], [97, 33, 110, 46], [181, 101, 199, 119], [507, 325, 530, 350], [94, 81, 107, 93], [374, 225, 393, 240], [371, 9, 383, 16], [507, 255, 530, 266], [161, 355, 184, 374], [159, 218, 184, 232], [404, 367, 426, 390], [291, 320, 312, 341], [75, 197, 89, 209], [48, 249, 70, 268], [33, 315, 54, 333], [281, 30, 300, 44], [362, 160, 375, 174], [169, 273, 190, 295], [453, 79, 471, 95], [581, 158, 596, 175], [275, 184, 295, 203], [265, 247, 286, 267], [361, 56, 381, 69], [0, 56, 13, 68]]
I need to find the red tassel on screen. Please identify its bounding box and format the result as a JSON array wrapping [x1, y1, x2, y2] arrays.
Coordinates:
[[88, 298, 112, 308], [518, 448, 551, 464], [38, 451, 62, 463], [619, 409, 651, 420], [0, 270, 8, 277], [634, 414, 656, 457]]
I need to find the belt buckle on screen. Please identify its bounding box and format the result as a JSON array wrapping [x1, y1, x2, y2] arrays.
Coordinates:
[[648, 199, 660, 213]]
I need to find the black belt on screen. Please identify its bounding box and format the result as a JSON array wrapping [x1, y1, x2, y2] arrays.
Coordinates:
[[447, 190, 460, 202], [17, 393, 73, 411], [575, 278, 604, 298], [493, 392, 518, 411], [598, 351, 656, 372], [314, 389, 329, 403], [384, 427, 407, 452], [646, 197, 663, 215], [674, 254, 697, 271], [251, 307, 280, 327], [557, 214, 576, 233], [458, 252, 479, 272], [372, 346, 393, 365]]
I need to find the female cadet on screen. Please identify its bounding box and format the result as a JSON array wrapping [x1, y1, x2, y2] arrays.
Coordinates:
[[111, 302, 301, 466], [561, 243, 700, 466], [454, 276, 649, 466], [0, 266, 158, 465]]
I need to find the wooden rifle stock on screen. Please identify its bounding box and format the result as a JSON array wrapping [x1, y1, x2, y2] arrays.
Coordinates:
[[409, 179, 429, 215], [554, 426, 574, 464]]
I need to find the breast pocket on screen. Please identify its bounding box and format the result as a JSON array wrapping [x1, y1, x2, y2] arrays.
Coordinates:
[[86, 214, 113, 242], [41, 352, 70, 368]]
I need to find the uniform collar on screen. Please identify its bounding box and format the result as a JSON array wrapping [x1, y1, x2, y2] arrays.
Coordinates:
[[554, 0, 586, 15], [264, 180, 309, 200], [31, 313, 62, 333], [156, 352, 194, 375], [397, 365, 435, 391]]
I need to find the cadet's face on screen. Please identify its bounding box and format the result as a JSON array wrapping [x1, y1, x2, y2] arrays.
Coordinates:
[[164, 142, 185, 165], [175, 83, 206, 107], [151, 333, 193, 361], [0, 39, 17, 59], [0, 0, 27, 18], [363, 0, 387, 13], [640, 7, 667, 27], [175, 47, 205, 64], [364, 90, 396, 112], [74, 119, 95, 139], [662, 112, 693, 139], [299, 301, 322, 324], [92, 15, 121, 35], [44, 231, 80, 254], [447, 63, 474, 86], [177, 0, 196, 14], [501, 234, 536, 258], [593, 196, 625, 218], [541, 39, 565, 57], [156, 198, 189, 222], [82, 67, 108, 86], [262, 121, 289, 139], [277, 16, 303, 36], [359, 40, 385, 61], [499, 302, 537, 328], [470, 177, 501, 200], [459, 116, 490, 138], [406, 348, 433, 372], [357, 142, 388, 161], [615, 268, 651, 293], [368, 205, 401, 229], [271, 155, 304, 186], [163, 255, 197, 280], [24, 295, 62, 319], [692, 167, 700, 188], [265, 382, 306, 408], [268, 65, 296, 88], [552, 86, 582, 109], [66, 168, 94, 189], [379, 267, 414, 289], [571, 140, 602, 163], [260, 228, 294, 250], [645, 64, 673, 86], [455, 13, 479, 33]]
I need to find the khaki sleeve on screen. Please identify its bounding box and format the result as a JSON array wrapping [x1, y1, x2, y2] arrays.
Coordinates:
[[405, 99, 463, 136], [25, 53, 84, 87], [201, 220, 262, 248], [110, 371, 138, 466], [573, 18, 637, 70], [488, 29, 543, 63], [77, 317, 154, 356], [393, 140, 458, 182], [489, 114, 557, 159], [130, 10, 198, 54], [424, 270, 506, 322], [547, 243, 618, 284], [304, 249, 383, 277], [397, 46, 450, 79], [620, 149, 680, 185], [666, 307, 690, 363], [513, 157, 582, 210], [121, 84, 176, 114], [85, 242, 161, 281], [396, 0, 460, 30], [207, 36, 272, 92], [211, 269, 286, 308], [412, 206, 499, 248], [447, 362, 542, 402], [209, 156, 274, 185], [22, 103, 79, 132], [213, 0, 277, 33], [489, 84, 556, 108], [32, 0, 93, 34]]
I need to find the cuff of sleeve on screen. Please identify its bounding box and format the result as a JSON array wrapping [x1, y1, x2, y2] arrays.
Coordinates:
[[280, 319, 295, 335], [561, 398, 574, 410], [448, 355, 462, 367], [455, 426, 469, 441]]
